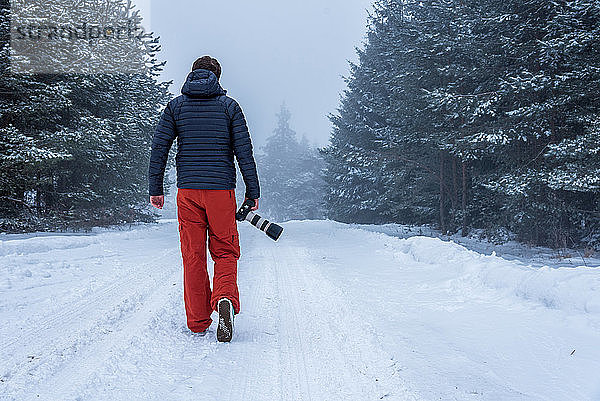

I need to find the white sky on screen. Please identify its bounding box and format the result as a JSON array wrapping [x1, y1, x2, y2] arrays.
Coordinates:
[[134, 0, 151, 31], [136, 0, 372, 148]]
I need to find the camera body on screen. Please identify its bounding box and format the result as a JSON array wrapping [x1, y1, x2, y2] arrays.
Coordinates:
[[235, 199, 284, 241]]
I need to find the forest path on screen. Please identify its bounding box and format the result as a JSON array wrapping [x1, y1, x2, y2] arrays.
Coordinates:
[[1, 220, 598, 400]]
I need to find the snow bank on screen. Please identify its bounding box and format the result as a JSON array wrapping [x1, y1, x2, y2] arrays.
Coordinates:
[[0, 221, 173, 257], [286, 220, 600, 316], [395, 235, 600, 315], [357, 223, 600, 269]]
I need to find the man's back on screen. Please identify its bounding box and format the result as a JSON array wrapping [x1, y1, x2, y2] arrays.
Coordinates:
[[148, 68, 260, 201]]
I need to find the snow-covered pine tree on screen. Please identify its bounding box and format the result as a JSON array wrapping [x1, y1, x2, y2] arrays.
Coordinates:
[[48, 68, 170, 227], [323, 0, 442, 225], [398, 0, 483, 234], [0, 2, 72, 229], [467, 0, 600, 247], [0, 125, 69, 230], [324, 0, 600, 248], [258, 104, 326, 221], [0, 0, 171, 230]]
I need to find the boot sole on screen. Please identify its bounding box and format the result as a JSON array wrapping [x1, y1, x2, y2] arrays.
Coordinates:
[[217, 299, 233, 342]]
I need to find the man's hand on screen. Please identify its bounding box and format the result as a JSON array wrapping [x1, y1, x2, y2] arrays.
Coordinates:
[[150, 195, 164, 209], [245, 198, 259, 211]]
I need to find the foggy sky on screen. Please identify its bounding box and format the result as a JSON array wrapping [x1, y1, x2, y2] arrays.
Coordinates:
[[147, 0, 372, 149]]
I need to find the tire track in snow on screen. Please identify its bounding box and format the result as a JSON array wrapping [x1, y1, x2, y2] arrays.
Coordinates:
[[1, 247, 180, 399], [1, 246, 177, 354], [23, 267, 183, 400], [272, 246, 315, 401], [268, 243, 421, 401], [227, 246, 279, 401]]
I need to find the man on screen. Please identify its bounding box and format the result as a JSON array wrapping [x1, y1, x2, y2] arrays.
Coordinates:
[[148, 56, 260, 342]]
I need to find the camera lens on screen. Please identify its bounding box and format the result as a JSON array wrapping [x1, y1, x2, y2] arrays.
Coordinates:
[[266, 224, 283, 241]]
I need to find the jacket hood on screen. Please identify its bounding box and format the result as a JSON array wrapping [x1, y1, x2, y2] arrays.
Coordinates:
[[181, 69, 226, 98]]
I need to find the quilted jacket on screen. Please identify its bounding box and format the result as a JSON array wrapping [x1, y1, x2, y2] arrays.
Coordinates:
[[149, 69, 260, 199]]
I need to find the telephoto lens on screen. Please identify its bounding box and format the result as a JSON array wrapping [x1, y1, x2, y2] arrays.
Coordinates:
[[235, 199, 284, 241]]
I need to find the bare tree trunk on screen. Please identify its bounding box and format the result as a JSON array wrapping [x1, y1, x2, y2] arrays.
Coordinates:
[[452, 157, 459, 209], [450, 157, 459, 232], [35, 170, 41, 212], [439, 150, 446, 234], [461, 161, 468, 237]]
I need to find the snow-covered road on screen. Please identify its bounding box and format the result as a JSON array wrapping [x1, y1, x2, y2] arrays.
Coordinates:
[[1, 220, 599, 400]]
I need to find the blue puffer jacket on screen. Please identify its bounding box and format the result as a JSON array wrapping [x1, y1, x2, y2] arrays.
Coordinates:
[[148, 69, 260, 199]]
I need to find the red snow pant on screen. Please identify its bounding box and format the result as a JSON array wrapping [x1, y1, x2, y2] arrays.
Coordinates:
[[176, 188, 241, 333]]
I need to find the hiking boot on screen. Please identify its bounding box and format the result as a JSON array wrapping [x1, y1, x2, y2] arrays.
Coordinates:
[[217, 298, 234, 342]]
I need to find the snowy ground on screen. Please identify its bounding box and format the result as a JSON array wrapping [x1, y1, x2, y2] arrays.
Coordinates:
[[1, 219, 599, 400]]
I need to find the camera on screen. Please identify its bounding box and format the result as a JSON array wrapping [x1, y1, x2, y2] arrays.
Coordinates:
[[235, 199, 283, 241]]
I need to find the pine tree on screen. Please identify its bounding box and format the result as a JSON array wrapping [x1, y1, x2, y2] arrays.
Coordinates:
[[323, 0, 600, 248], [466, 0, 600, 246], [323, 0, 440, 224], [0, 0, 171, 231], [259, 104, 325, 221], [0, 2, 72, 227]]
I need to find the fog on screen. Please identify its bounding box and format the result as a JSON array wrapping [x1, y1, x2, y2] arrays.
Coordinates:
[[147, 0, 372, 148]]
